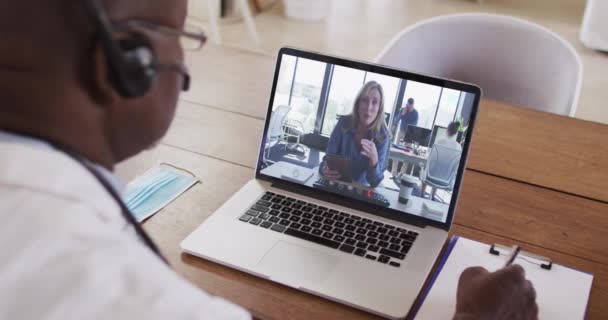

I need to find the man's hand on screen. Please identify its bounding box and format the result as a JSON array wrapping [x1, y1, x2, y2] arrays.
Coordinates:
[[454, 265, 538, 320]]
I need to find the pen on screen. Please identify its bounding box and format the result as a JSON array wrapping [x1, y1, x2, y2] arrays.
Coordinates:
[[503, 245, 521, 267]]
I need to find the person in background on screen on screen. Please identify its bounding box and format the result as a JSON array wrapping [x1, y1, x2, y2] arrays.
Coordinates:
[[435, 121, 462, 151], [320, 81, 391, 188], [395, 97, 419, 142]]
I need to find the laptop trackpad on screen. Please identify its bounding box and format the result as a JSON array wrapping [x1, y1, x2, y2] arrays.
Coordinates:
[[257, 241, 339, 286]]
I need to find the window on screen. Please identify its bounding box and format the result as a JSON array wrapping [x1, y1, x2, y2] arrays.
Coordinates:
[[272, 55, 297, 110], [401, 81, 442, 129], [321, 66, 365, 135], [286, 58, 327, 133], [434, 89, 461, 127]]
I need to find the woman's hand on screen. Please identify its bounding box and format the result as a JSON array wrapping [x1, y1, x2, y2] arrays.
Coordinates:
[[360, 139, 379, 167], [321, 162, 341, 180]]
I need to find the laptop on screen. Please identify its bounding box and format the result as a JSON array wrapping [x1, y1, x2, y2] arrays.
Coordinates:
[[181, 47, 481, 319]]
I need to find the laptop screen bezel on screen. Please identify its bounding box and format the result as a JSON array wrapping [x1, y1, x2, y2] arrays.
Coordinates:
[[255, 47, 481, 231]]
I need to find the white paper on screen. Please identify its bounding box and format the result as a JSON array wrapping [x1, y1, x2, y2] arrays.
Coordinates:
[[415, 237, 594, 320]]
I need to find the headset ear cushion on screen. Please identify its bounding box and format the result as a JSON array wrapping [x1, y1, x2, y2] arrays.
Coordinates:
[[116, 37, 157, 97]]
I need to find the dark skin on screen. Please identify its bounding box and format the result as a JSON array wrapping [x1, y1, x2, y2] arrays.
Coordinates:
[[0, 0, 187, 169], [0, 1, 537, 318]]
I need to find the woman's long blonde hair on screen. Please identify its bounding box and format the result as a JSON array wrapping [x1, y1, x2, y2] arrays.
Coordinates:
[[343, 81, 390, 142]]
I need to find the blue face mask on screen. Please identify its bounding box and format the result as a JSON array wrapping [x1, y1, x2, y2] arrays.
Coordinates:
[[123, 165, 199, 222]]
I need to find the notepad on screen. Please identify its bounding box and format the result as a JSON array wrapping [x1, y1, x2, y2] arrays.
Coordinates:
[[413, 236, 594, 320]]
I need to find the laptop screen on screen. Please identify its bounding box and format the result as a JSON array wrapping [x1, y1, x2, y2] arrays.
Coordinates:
[[256, 48, 480, 229]]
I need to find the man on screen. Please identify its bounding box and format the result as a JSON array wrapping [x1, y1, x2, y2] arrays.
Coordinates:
[[0, 1, 537, 319], [395, 97, 419, 142], [436, 121, 463, 151]]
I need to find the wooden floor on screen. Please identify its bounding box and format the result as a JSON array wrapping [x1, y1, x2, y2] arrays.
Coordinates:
[[116, 45, 608, 319]]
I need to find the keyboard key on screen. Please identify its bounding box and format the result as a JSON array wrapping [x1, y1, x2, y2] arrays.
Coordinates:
[[258, 213, 270, 220], [302, 206, 314, 212], [355, 234, 366, 241], [332, 228, 344, 235], [373, 221, 384, 227], [378, 241, 389, 248], [368, 245, 380, 253], [308, 203, 318, 208], [301, 226, 312, 232], [303, 213, 314, 219], [345, 225, 356, 231], [312, 209, 323, 215], [365, 254, 377, 261], [367, 231, 379, 238], [281, 200, 291, 206], [339, 212, 351, 217], [301, 219, 312, 226], [313, 216, 324, 222], [282, 207, 293, 213], [296, 200, 306, 205], [270, 224, 286, 233], [323, 218, 335, 226], [379, 235, 391, 241], [274, 194, 285, 199], [292, 204, 303, 210], [389, 244, 401, 251], [246, 209, 260, 217], [366, 238, 378, 245], [284, 228, 340, 249], [354, 248, 366, 256], [400, 246, 410, 254], [388, 230, 399, 237], [279, 213, 290, 219], [289, 216, 301, 223], [239, 214, 252, 222], [249, 218, 262, 225], [334, 216, 345, 222], [279, 219, 291, 227], [389, 261, 401, 267], [362, 218, 372, 223], [344, 218, 355, 225], [329, 209, 339, 214], [365, 224, 377, 231], [378, 255, 390, 264], [334, 235, 345, 242], [322, 225, 333, 232], [384, 225, 395, 230], [291, 223, 302, 230], [339, 244, 355, 253], [318, 206, 328, 211], [345, 238, 357, 245], [270, 198, 282, 204], [261, 195, 272, 201], [356, 241, 368, 249], [256, 200, 272, 207], [356, 228, 367, 235], [271, 203, 282, 209], [260, 221, 273, 228], [396, 227, 407, 233], [390, 237, 402, 244], [312, 229, 323, 236], [311, 222, 322, 228], [292, 210, 303, 216], [322, 231, 334, 239], [377, 227, 388, 234], [286, 196, 295, 202], [355, 221, 366, 227], [379, 248, 406, 260], [408, 231, 419, 236], [351, 216, 361, 221], [335, 222, 346, 228], [322, 212, 333, 218], [344, 231, 355, 238], [252, 205, 270, 213], [269, 216, 280, 223]]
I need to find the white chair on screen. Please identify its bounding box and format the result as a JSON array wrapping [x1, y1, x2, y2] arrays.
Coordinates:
[[375, 13, 582, 117], [264, 105, 305, 165], [420, 144, 462, 201], [206, 0, 261, 46]]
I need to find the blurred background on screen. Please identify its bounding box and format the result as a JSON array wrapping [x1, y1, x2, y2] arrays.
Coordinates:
[[184, 0, 608, 125]]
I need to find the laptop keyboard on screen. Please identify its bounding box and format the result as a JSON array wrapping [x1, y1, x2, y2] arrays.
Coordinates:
[[238, 191, 419, 268]]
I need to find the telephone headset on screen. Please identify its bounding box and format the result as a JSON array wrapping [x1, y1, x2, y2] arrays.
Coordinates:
[[83, 0, 158, 98]]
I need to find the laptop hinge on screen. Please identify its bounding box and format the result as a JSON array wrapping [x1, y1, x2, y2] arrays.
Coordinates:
[[270, 180, 427, 229]]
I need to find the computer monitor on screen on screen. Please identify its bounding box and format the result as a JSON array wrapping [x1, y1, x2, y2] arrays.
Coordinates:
[[404, 125, 432, 147]]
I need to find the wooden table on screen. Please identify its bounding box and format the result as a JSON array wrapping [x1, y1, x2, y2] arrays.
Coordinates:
[[116, 46, 608, 319]]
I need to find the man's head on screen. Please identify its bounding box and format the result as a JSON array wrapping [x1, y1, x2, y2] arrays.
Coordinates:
[[405, 97, 415, 111], [0, 0, 194, 168], [447, 121, 460, 137]]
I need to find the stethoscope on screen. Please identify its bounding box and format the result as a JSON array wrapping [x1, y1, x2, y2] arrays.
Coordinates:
[[5, 130, 169, 266]]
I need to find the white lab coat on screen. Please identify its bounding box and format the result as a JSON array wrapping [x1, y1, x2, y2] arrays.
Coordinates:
[[0, 137, 250, 320]]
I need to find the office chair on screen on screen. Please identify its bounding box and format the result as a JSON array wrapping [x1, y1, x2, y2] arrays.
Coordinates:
[[375, 13, 582, 117], [420, 144, 462, 202], [264, 105, 305, 166]]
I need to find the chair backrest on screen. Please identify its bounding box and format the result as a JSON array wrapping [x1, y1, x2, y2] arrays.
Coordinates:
[[267, 105, 291, 141], [375, 13, 582, 117], [425, 144, 462, 186]]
